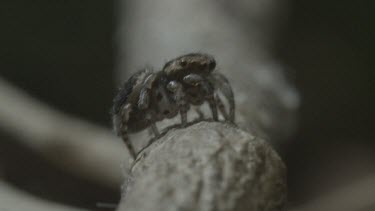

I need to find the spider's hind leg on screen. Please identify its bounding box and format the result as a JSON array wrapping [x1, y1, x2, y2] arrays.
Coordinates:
[[122, 132, 136, 160], [206, 94, 219, 121], [117, 104, 137, 159], [138, 88, 150, 110], [150, 123, 160, 137]]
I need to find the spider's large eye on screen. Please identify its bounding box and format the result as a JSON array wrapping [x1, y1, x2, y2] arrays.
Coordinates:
[[179, 60, 187, 67], [208, 60, 216, 70], [200, 63, 208, 69]]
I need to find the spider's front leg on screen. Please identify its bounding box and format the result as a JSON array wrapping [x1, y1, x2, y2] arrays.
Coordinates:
[[208, 72, 235, 122], [183, 74, 219, 121], [215, 93, 229, 120], [167, 80, 189, 127]]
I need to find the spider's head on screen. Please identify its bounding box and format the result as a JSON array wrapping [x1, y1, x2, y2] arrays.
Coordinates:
[[163, 53, 216, 78]]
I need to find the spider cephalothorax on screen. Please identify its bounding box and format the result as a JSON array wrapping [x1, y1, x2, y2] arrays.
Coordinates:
[[162, 53, 235, 124], [112, 53, 235, 159], [162, 53, 216, 78]]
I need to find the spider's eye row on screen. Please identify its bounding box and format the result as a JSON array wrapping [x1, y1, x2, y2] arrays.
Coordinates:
[[208, 60, 216, 70], [179, 60, 187, 67], [200, 63, 208, 68]]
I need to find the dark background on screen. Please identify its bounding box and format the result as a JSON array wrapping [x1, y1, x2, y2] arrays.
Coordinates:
[[0, 0, 374, 210], [276, 1, 375, 205]]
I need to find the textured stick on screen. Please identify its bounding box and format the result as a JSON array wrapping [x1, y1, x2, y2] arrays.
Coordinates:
[[118, 122, 287, 211]]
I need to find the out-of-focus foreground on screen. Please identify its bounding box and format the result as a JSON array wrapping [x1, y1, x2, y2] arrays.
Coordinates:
[[0, 0, 374, 211]]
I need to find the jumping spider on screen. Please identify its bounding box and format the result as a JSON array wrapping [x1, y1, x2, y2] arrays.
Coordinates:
[[112, 53, 235, 159]]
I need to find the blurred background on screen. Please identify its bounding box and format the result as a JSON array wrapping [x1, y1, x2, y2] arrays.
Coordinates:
[[0, 0, 374, 210]]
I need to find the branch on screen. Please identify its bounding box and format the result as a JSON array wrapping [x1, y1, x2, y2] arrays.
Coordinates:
[[0, 77, 128, 189], [118, 122, 287, 211]]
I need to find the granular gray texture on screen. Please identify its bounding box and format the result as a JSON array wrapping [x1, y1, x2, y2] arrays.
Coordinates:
[[118, 122, 286, 211]]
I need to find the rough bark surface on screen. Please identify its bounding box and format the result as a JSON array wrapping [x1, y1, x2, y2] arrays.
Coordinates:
[[118, 122, 286, 211]]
